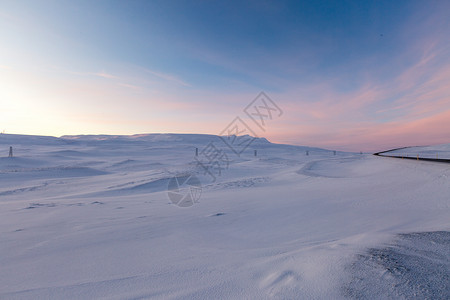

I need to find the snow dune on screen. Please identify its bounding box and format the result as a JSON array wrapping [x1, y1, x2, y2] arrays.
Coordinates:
[[0, 133, 449, 299]]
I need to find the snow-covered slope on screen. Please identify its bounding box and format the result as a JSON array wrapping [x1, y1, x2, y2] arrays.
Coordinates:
[[0, 134, 449, 299], [381, 143, 450, 159]]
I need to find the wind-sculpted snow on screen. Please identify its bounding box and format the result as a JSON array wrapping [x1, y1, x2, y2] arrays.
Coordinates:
[[0, 133, 449, 299], [344, 231, 450, 299]]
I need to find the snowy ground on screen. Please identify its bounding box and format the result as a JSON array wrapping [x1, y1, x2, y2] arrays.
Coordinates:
[[0, 134, 449, 299]]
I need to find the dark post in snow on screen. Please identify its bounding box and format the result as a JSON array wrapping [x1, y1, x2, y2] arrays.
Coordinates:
[[306, 150, 309, 156], [195, 147, 198, 157], [333, 150, 336, 155], [8, 146, 13, 158], [254, 150, 257, 157]]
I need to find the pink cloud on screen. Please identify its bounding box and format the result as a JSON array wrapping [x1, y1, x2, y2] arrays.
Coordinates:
[[269, 38, 450, 152]]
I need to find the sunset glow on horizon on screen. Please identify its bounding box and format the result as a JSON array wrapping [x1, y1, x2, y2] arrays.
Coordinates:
[[1, 0, 449, 152]]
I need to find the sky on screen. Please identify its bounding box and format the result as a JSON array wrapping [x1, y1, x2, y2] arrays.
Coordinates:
[[1, 0, 449, 151]]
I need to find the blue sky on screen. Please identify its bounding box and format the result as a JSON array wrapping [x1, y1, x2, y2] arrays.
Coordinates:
[[1, 0, 449, 151]]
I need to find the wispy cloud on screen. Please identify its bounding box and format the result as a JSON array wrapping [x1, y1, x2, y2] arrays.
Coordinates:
[[144, 68, 190, 87], [0, 10, 17, 22], [118, 82, 140, 90], [271, 30, 450, 151], [93, 71, 117, 79], [67, 70, 118, 79]]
